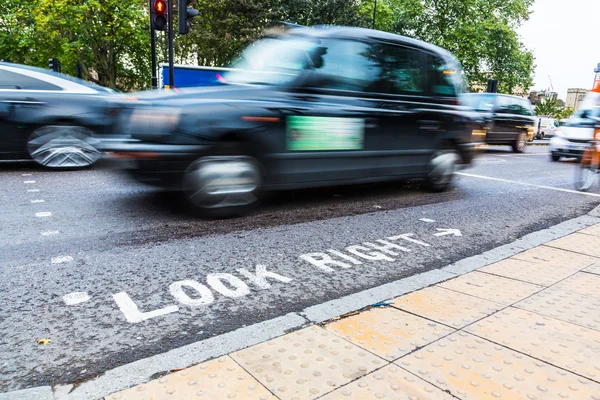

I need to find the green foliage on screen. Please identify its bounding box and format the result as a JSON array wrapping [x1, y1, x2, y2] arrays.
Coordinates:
[[535, 98, 572, 119], [0, 0, 535, 94]]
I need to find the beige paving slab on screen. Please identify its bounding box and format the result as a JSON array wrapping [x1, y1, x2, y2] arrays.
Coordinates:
[[398, 331, 600, 400], [515, 286, 600, 331], [479, 257, 582, 286], [545, 233, 600, 258], [512, 245, 598, 269], [230, 326, 385, 400], [552, 272, 600, 298], [579, 224, 600, 238], [320, 364, 454, 400], [392, 285, 503, 329], [586, 263, 600, 275], [439, 271, 542, 306], [325, 307, 454, 361], [105, 355, 275, 400], [466, 307, 600, 381]]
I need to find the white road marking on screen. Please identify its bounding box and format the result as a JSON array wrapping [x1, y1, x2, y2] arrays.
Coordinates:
[[389, 233, 431, 247], [206, 273, 251, 298], [237, 265, 293, 289], [51, 255, 74, 264], [41, 230, 59, 236], [30, 199, 45, 203], [22, 173, 32, 176], [63, 292, 91, 305], [457, 172, 600, 198], [169, 280, 215, 306], [495, 153, 547, 157], [35, 212, 52, 217], [434, 228, 463, 237], [419, 218, 436, 223], [24, 180, 36, 184], [27, 189, 40, 193], [113, 292, 179, 323]]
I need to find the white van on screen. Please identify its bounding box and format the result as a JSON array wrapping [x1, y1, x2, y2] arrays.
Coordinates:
[[536, 117, 559, 139], [549, 92, 600, 161]]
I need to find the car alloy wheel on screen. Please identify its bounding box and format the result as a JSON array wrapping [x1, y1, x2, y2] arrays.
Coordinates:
[[426, 149, 460, 192], [27, 125, 101, 168], [182, 156, 262, 211], [513, 133, 526, 153]]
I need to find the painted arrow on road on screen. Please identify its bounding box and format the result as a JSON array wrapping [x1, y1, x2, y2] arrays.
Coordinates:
[[434, 228, 462, 237]]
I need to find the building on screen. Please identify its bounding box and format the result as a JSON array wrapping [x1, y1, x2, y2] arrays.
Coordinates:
[[566, 88, 589, 110], [528, 90, 558, 105]]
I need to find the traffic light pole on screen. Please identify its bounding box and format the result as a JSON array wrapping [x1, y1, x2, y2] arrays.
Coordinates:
[[168, 0, 175, 89], [150, 28, 158, 89]]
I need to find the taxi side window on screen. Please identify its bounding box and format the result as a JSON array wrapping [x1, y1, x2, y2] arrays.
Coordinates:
[[495, 96, 512, 114], [429, 55, 457, 96], [0, 70, 61, 91], [311, 39, 373, 92], [363, 43, 425, 95]]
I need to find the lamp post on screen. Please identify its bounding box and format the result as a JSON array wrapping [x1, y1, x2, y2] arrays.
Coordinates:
[[372, 0, 377, 30]]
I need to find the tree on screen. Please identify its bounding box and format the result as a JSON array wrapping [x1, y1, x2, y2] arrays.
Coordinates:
[[372, 0, 536, 95], [535, 98, 566, 119]]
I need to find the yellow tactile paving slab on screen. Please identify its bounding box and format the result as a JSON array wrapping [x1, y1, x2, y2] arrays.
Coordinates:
[[545, 232, 600, 258], [325, 307, 454, 361], [398, 331, 600, 400], [512, 245, 598, 269], [552, 272, 600, 299], [478, 257, 582, 286], [439, 271, 542, 306], [579, 224, 600, 238], [466, 307, 600, 381], [392, 286, 503, 329], [515, 286, 600, 331], [230, 326, 385, 400], [105, 355, 275, 400], [586, 263, 600, 275], [319, 364, 454, 400]]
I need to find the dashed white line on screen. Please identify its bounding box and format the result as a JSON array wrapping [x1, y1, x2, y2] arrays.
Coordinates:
[[27, 189, 40, 193], [30, 199, 45, 203], [63, 292, 91, 305], [35, 212, 52, 217], [419, 218, 436, 223], [457, 172, 600, 198], [51, 255, 74, 264], [22, 173, 32, 176], [41, 230, 59, 236], [23, 180, 36, 184]]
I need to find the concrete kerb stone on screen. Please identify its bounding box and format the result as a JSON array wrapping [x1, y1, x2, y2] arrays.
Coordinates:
[[0, 387, 54, 400]]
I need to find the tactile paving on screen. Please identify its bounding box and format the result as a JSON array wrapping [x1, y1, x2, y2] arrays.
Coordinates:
[[586, 263, 600, 276], [319, 364, 454, 399], [512, 245, 598, 269], [230, 326, 385, 400], [515, 286, 600, 331], [466, 307, 600, 381], [439, 271, 542, 306], [325, 307, 454, 361], [545, 233, 600, 258], [106, 355, 275, 400], [579, 224, 600, 238], [552, 272, 600, 298], [398, 331, 600, 400], [479, 257, 582, 286], [392, 286, 502, 329]]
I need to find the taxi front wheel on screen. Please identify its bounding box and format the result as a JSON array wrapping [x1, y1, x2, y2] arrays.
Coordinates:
[[425, 148, 460, 192], [182, 154, 263, 219]]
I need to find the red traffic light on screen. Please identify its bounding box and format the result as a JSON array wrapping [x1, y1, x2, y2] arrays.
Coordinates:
[[155, 0, 166, 13]]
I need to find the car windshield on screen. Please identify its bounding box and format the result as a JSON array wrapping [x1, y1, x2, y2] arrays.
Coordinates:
[[460, 93, 495, 112], [223, 36, 320, 86]]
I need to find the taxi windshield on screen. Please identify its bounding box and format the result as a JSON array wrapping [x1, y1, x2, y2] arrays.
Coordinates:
[[223, 36, 320, 86]]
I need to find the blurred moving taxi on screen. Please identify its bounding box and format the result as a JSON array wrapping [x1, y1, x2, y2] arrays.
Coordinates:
[[103, 26, 479, 217]]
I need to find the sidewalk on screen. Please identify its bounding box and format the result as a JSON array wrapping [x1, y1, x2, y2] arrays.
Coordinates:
[[107, 226, 600, 399]]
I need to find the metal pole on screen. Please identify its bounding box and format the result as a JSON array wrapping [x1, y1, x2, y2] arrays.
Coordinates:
[[148, 0, 158, 89], [372, 0, 377, 30], [168, 0, 175, 89]]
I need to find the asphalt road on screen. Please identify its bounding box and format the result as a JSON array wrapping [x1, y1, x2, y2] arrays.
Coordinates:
[[1, 144, 599, 393]]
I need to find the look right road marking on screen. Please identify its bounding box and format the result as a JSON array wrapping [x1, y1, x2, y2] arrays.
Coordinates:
[[457, 172, 600, 198]]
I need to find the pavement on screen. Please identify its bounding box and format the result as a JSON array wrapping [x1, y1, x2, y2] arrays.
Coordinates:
[[3, 143, 600, 399], [100, 222, 600, 398]]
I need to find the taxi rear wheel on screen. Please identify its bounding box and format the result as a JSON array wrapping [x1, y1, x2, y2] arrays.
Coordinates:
[[182, 151, 263, 219], [27, 125, 101, 169]]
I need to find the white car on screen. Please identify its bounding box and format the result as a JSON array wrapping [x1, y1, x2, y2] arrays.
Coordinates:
[[536, 117, 559, 139], [550, 92, 600, 161]]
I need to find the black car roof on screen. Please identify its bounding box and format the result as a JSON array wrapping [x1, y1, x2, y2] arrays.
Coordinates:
[[0, 61, 116, 93], [286, 26, 455, 60]]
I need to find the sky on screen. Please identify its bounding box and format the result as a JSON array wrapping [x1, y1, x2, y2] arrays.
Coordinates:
[[518, 0, 600, 99]]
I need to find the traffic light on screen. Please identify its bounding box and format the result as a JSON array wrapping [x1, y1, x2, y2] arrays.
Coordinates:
[[151, 0, 168, 31], [178, 0, 198, 35], [48, 58, 61, 73]]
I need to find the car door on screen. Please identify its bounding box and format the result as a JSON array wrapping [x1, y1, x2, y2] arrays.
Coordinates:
[[0, 68, 22, 157], [490, 95, 520, 143]]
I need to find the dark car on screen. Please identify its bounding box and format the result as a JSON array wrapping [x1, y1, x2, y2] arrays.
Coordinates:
[[460, 93, 536, 153], [0, 62, 127, 168], [105, 26, 478, 217]]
